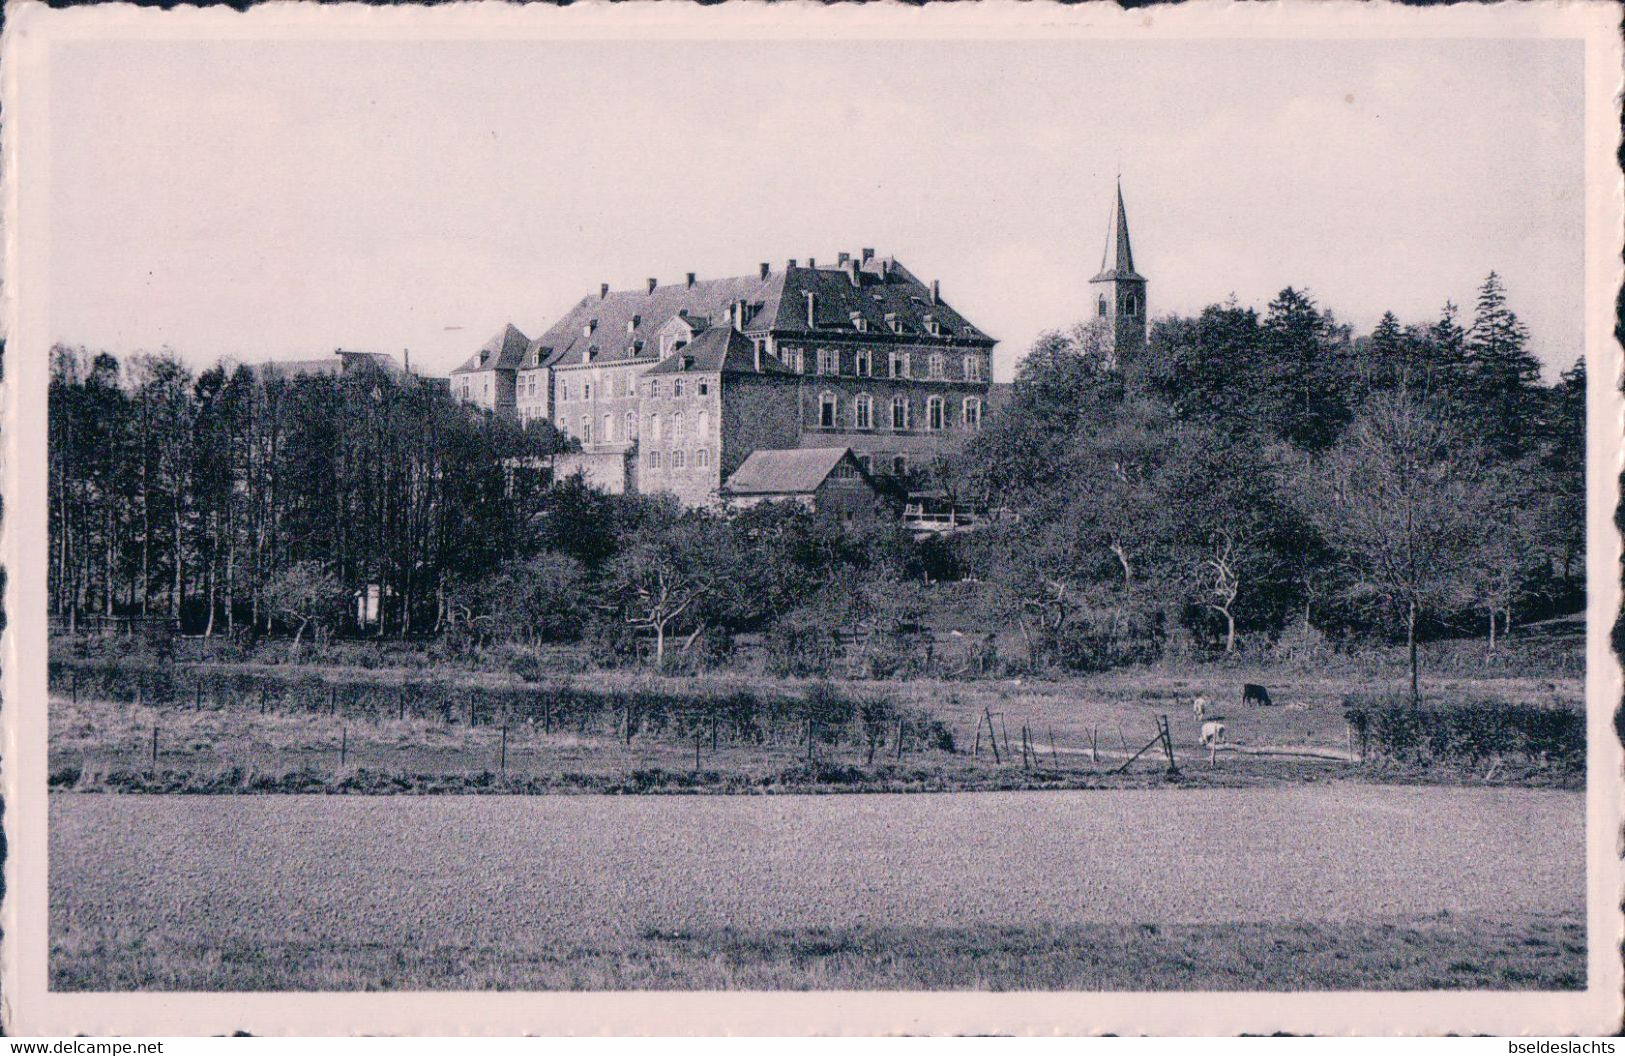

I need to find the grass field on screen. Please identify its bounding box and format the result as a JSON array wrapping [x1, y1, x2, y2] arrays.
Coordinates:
[[50, 787, 1585, 991], [51, 915, 1584, 991], [49, 653, 1583, 793]]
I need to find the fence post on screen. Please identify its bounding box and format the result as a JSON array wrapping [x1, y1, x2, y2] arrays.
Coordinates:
[[340, 726, 348, 768], [500, 725, 508, 772], [150, 724, 159, 768], [328, 686, 336, 716], [71, 673, 78, 706], [1049, 727, 1058, 766], [196, 678, 204, 709], [260, 687, 268, 715], [544, 696, 553, 734], [711, 713, 718, 753], [469, 699, 476, 728], [895, 720, 905, 762], [694, 728, 702, 772], [399, 689, 406, 722], [806, 718, 814, 765], [985, 707, 1001, 765], [625, 701, 633, 746], [1090, 725, 1098, 763]]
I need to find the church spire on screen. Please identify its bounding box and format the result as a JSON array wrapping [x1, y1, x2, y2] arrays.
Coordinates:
[[1094, 181, 1142, 282], [1089, 181, 1148, 355]]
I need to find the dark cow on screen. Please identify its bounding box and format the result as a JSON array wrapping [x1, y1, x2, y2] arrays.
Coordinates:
[[1242, 683, 1273, 707]]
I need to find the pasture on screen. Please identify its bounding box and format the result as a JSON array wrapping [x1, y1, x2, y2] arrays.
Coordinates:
[[47, 656, 1583, 794], [49, 786, 1586, 991]]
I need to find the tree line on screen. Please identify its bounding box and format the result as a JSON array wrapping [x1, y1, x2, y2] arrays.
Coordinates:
[[49, 353, 567, 641], [49, 272, 1584, 690]]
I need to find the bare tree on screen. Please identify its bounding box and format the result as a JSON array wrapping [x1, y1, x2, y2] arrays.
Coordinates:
[[1310, 390, 1482, 701]]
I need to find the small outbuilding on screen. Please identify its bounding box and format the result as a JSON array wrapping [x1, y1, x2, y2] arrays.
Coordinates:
[[721, 447, 887, 519]]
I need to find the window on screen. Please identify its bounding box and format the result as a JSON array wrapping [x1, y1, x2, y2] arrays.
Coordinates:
[[697, 448, 711, 468], [603, 414, 614, 443], [650, 413, 662, 443], [672, 450, 686, 469], [891, 395, 910, 430], [459, 379, 470, 399], [650, 451, 662, 468], [673, 411, 686, 440], [1125, 293, 1138, 316], [649, 380, 662, 398], [831, 461, 858, 480], [963, 355, 983, 382], [929, 354, 945, 380], [580, 415, 593, 443], [817, 348, 839, 375], [856, 349, 872, 376], [927, 395, 944, 431], [1098, 294, 1109, 317], [963, 397, 982, 431], [820, 392, 838, 429], [674, 379, 686, 398], [854, 393, 873, 430], [625, 411, 637, 441], [892, 455, 908, 478], [890, 351, 910, 379], [698, 381, 709, 396], [784, 347, 804, 373], [859, 455, 873, 474], [697, 410, 710, 436]]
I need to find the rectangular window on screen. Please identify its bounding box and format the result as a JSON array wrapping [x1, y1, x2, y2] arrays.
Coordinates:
[[855, 395, 873, 430], [963, 397, 982, 430], [699, 382, 709, 396], [929, 354, 945, 380], [650, 451, 662, 468], [672, 450, 686, 469], [820, 393, 838, 429], [856, 349, 872, 377], [697, 448, 711, 468], [674, 379, 686, 398], [963, 355, 983, 382], [581, 415, 592, 443], [890, 351, 910, 379], [583, 383, 592, 400], [891, 396, 909, 431], [818, 348, 839, 375], [649, 381, 661, 398]]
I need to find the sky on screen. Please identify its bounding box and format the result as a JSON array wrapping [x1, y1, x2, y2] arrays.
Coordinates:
[[45, 35, 1585, 382]]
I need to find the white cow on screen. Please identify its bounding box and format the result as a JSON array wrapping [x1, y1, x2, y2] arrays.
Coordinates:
[[1200, 720, 1227, 748], [1192, 695, 1210, 721]]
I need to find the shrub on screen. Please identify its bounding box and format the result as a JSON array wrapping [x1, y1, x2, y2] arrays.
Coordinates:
[[1343, 692, 1583, 768]]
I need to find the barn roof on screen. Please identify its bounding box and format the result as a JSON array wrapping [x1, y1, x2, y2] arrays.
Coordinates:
[[723, 447, 870, 496]]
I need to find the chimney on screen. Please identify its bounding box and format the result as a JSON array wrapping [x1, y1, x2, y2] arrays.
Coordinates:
[[861, 247, 875, 262], [787, 259, 798, 270], [846, 258, 861, 287], [599, 283, 609, 300], [807, 257, 817, 269], [647, 277, 658, 294], [805, 291, 817, 329], [403, 348, 411, 373], [759, 262, 770, 280], [930, 279, 940, 305], [837, 252, 850, 266], [686, 272, 696, 288]]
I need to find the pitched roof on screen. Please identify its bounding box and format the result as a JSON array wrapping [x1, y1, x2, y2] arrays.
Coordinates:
[[642, 326, 795, 377], [1090, 184, 1145, 284], [532, 255, 993, 370], [770, 259, 992, 344], [450, 323, 531, 375], [723, 447, 871, 496]]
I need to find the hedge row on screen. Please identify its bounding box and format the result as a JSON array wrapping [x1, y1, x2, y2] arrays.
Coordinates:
[[50, 659, 954, 753], [1343, 694, 1582, 767]]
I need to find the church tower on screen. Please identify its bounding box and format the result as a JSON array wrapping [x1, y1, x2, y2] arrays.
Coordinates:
[[1089, 182, 1147, 357]]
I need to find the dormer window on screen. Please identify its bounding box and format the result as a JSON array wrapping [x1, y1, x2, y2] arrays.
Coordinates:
[[851, 311, 867, 333], [925, 315, 942, 337], [584, 319, 598, 337], [885, 313, 901, 334]]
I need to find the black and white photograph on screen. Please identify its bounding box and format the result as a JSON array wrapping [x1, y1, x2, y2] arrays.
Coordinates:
[[4, 0, 1621, 1037]]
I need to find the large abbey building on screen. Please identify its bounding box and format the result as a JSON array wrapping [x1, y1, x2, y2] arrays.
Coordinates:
[[451, 189, 1145, 509]]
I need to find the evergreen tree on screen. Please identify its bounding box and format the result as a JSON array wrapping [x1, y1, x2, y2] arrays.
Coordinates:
[[1466, 272, 1542, 453]]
